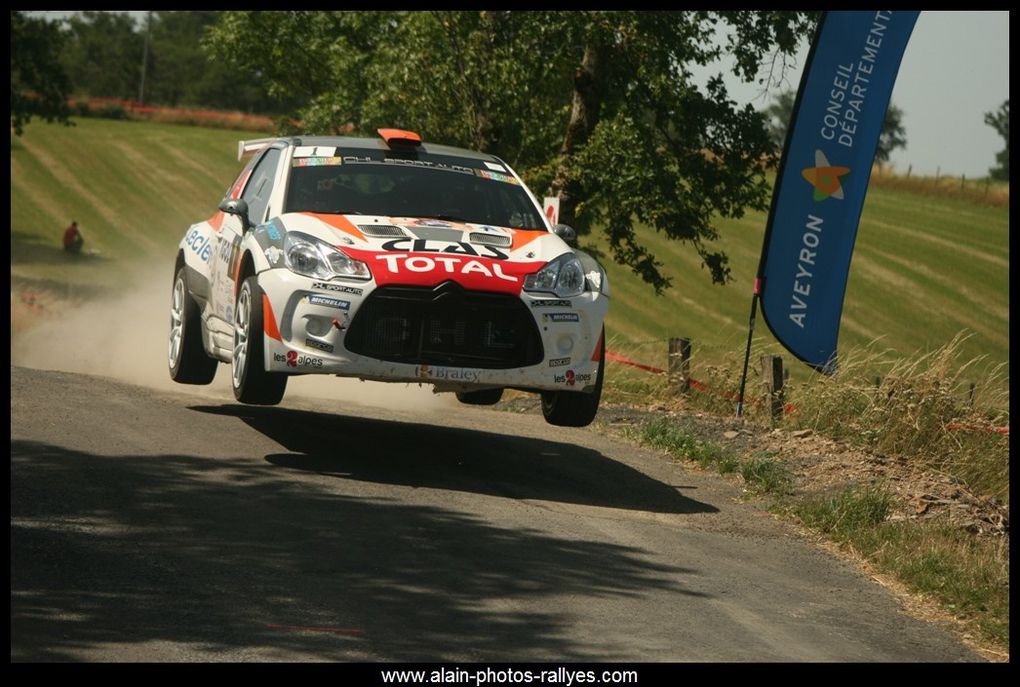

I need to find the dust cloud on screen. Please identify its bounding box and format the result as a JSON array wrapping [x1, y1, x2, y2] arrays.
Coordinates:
[[11, 263, 455, 414]]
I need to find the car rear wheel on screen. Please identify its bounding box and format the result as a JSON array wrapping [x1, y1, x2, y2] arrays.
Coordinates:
[[168, 266, 217, 385], [232, 276, 287, 405], [455, 388, 504, 406], [540, 327, 604, 427]]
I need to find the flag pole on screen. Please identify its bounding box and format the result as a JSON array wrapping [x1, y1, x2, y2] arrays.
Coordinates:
[[736, 281, 761, 418]]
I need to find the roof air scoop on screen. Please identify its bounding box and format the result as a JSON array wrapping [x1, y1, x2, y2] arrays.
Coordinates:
[[378, 128, 422, 148]]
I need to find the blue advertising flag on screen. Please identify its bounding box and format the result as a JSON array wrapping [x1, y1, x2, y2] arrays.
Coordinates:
[[757, 11, 919, 373]]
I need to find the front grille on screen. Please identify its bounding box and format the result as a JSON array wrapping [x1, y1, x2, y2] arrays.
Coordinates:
[[345, 283, 544, 369]]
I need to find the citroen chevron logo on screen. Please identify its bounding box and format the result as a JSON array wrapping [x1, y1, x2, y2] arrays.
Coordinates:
[[801, 150, 850, 201]]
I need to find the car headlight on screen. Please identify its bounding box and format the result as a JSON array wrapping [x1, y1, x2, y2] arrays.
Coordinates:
[[284, 231, 371, 281], [523, 253, 585, 298]]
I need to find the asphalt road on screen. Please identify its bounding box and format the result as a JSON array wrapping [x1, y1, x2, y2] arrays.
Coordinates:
[[10, 365, 982, 662]]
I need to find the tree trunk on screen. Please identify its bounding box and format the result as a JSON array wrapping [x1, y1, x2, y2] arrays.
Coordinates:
[[550, 41, 604, 230]]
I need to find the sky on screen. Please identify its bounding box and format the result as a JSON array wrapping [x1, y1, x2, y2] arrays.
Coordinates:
[[696, 10, 1010, 179], [28, 10, 1010, 179]]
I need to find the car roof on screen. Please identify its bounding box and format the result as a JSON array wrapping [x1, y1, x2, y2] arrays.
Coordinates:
[[266, 135, 502, 164]]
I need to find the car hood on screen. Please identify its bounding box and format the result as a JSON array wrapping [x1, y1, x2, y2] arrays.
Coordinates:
[[270, 212, 571, 294]]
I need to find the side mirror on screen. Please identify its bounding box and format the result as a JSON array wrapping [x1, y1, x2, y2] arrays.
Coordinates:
[[552, 223, 577, 247], [218, 197, 251, 232]]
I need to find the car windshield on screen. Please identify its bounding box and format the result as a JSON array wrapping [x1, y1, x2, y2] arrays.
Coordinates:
[[284, 156, 546, 230]]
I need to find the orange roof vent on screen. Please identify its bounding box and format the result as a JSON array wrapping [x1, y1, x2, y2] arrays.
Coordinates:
[[378, 128, 422, 147]]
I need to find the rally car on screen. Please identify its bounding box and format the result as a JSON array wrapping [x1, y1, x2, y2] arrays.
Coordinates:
[[168, 129, 610, 426]]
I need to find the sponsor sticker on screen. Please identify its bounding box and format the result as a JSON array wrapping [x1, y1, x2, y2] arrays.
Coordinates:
[[549, 357, 571, 367], [307, 294, 350, 310], [553, 370, 592, 386], [265, 222, 282, 241], [264, 246, 284, 264], [293, 146, 338, 158], [380, 237, 508, 261], [274, 351, 324, 368], [292, 157, 343, 167], [415, 364, 481, 383], [305, 338, 334, 353], [311, 281, 364, 296], [413, 218, 454, 228], [373, 254, 518, 283], [184, 226, 212, 263], [474, 169, 519, 185], [531, 299, 572, 308], [542, 312, 579, 323]]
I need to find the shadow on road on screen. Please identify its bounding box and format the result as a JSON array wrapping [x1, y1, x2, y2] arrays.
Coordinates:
[[12, 438, 711, 662], [190, 404, 718, 515]]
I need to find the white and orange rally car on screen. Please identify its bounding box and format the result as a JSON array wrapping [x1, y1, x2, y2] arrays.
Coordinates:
[[168, 129, 610, 426]]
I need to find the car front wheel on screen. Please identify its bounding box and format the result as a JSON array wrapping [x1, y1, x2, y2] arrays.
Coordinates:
[[232, 276, 287, 405], [168, 266, 217, 385], [540, 327, 605, 427]]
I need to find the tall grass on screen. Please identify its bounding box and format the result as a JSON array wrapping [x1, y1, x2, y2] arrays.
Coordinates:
[[603, 332, 1009, 502], [784, 333, 1009, 502], [869, 166, 1009, 208]]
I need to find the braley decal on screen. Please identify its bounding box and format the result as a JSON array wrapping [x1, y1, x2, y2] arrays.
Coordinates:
[[415, 365, 481, 384]]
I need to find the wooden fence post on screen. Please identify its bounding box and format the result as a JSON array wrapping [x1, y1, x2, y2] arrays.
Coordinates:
[[760, 354, 785, 424], [669, 337, 691, 394]]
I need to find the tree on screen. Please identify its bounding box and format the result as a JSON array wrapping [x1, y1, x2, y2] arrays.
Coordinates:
[[764, 89, 907, 165], [875, 104, 906, 165], [10, 11, 72, 136], [984, 100, 1008, 181], [146, 11, 291, 113], [61, 11, 144, 101], [763, 88, 796, 150], [208, 10, 816, 293]]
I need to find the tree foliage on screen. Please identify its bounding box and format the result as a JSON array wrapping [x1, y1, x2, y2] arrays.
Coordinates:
[[984, 100, 1008, 181], [10, 10, 72, 136], [875, 105, 907, 164], [764, 88, 907, 164], [62, 11, 144, 101], [208, 10, 816, 293]]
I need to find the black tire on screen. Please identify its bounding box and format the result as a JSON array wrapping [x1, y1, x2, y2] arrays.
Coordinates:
[[541, 327, 605, 427], [168, 266, 218, 385], [232, 276, 287, 405], [455, 388, 504, 406]]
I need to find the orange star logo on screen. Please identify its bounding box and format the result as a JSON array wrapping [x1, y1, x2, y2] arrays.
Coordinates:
[[801, 150, 850, 201]]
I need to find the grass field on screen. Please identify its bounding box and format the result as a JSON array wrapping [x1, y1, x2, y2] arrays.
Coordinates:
[[10, 117, 1010, 378], [589, 179, 1009, 383]]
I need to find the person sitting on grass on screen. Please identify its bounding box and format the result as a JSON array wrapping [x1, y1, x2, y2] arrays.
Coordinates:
[[63, 220, 84, 254]]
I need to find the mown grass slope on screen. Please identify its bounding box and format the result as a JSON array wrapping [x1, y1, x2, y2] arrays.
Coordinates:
[[589, 177, 1009, 377], [10, 118, 261, 291], [10, 118, 1009, 374]]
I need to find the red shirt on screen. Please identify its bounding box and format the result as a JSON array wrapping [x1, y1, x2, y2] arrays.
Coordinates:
[[63, 224, 81, 247]]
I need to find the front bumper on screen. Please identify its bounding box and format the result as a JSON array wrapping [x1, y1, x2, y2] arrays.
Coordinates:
[[257, 269, 608, 393]]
